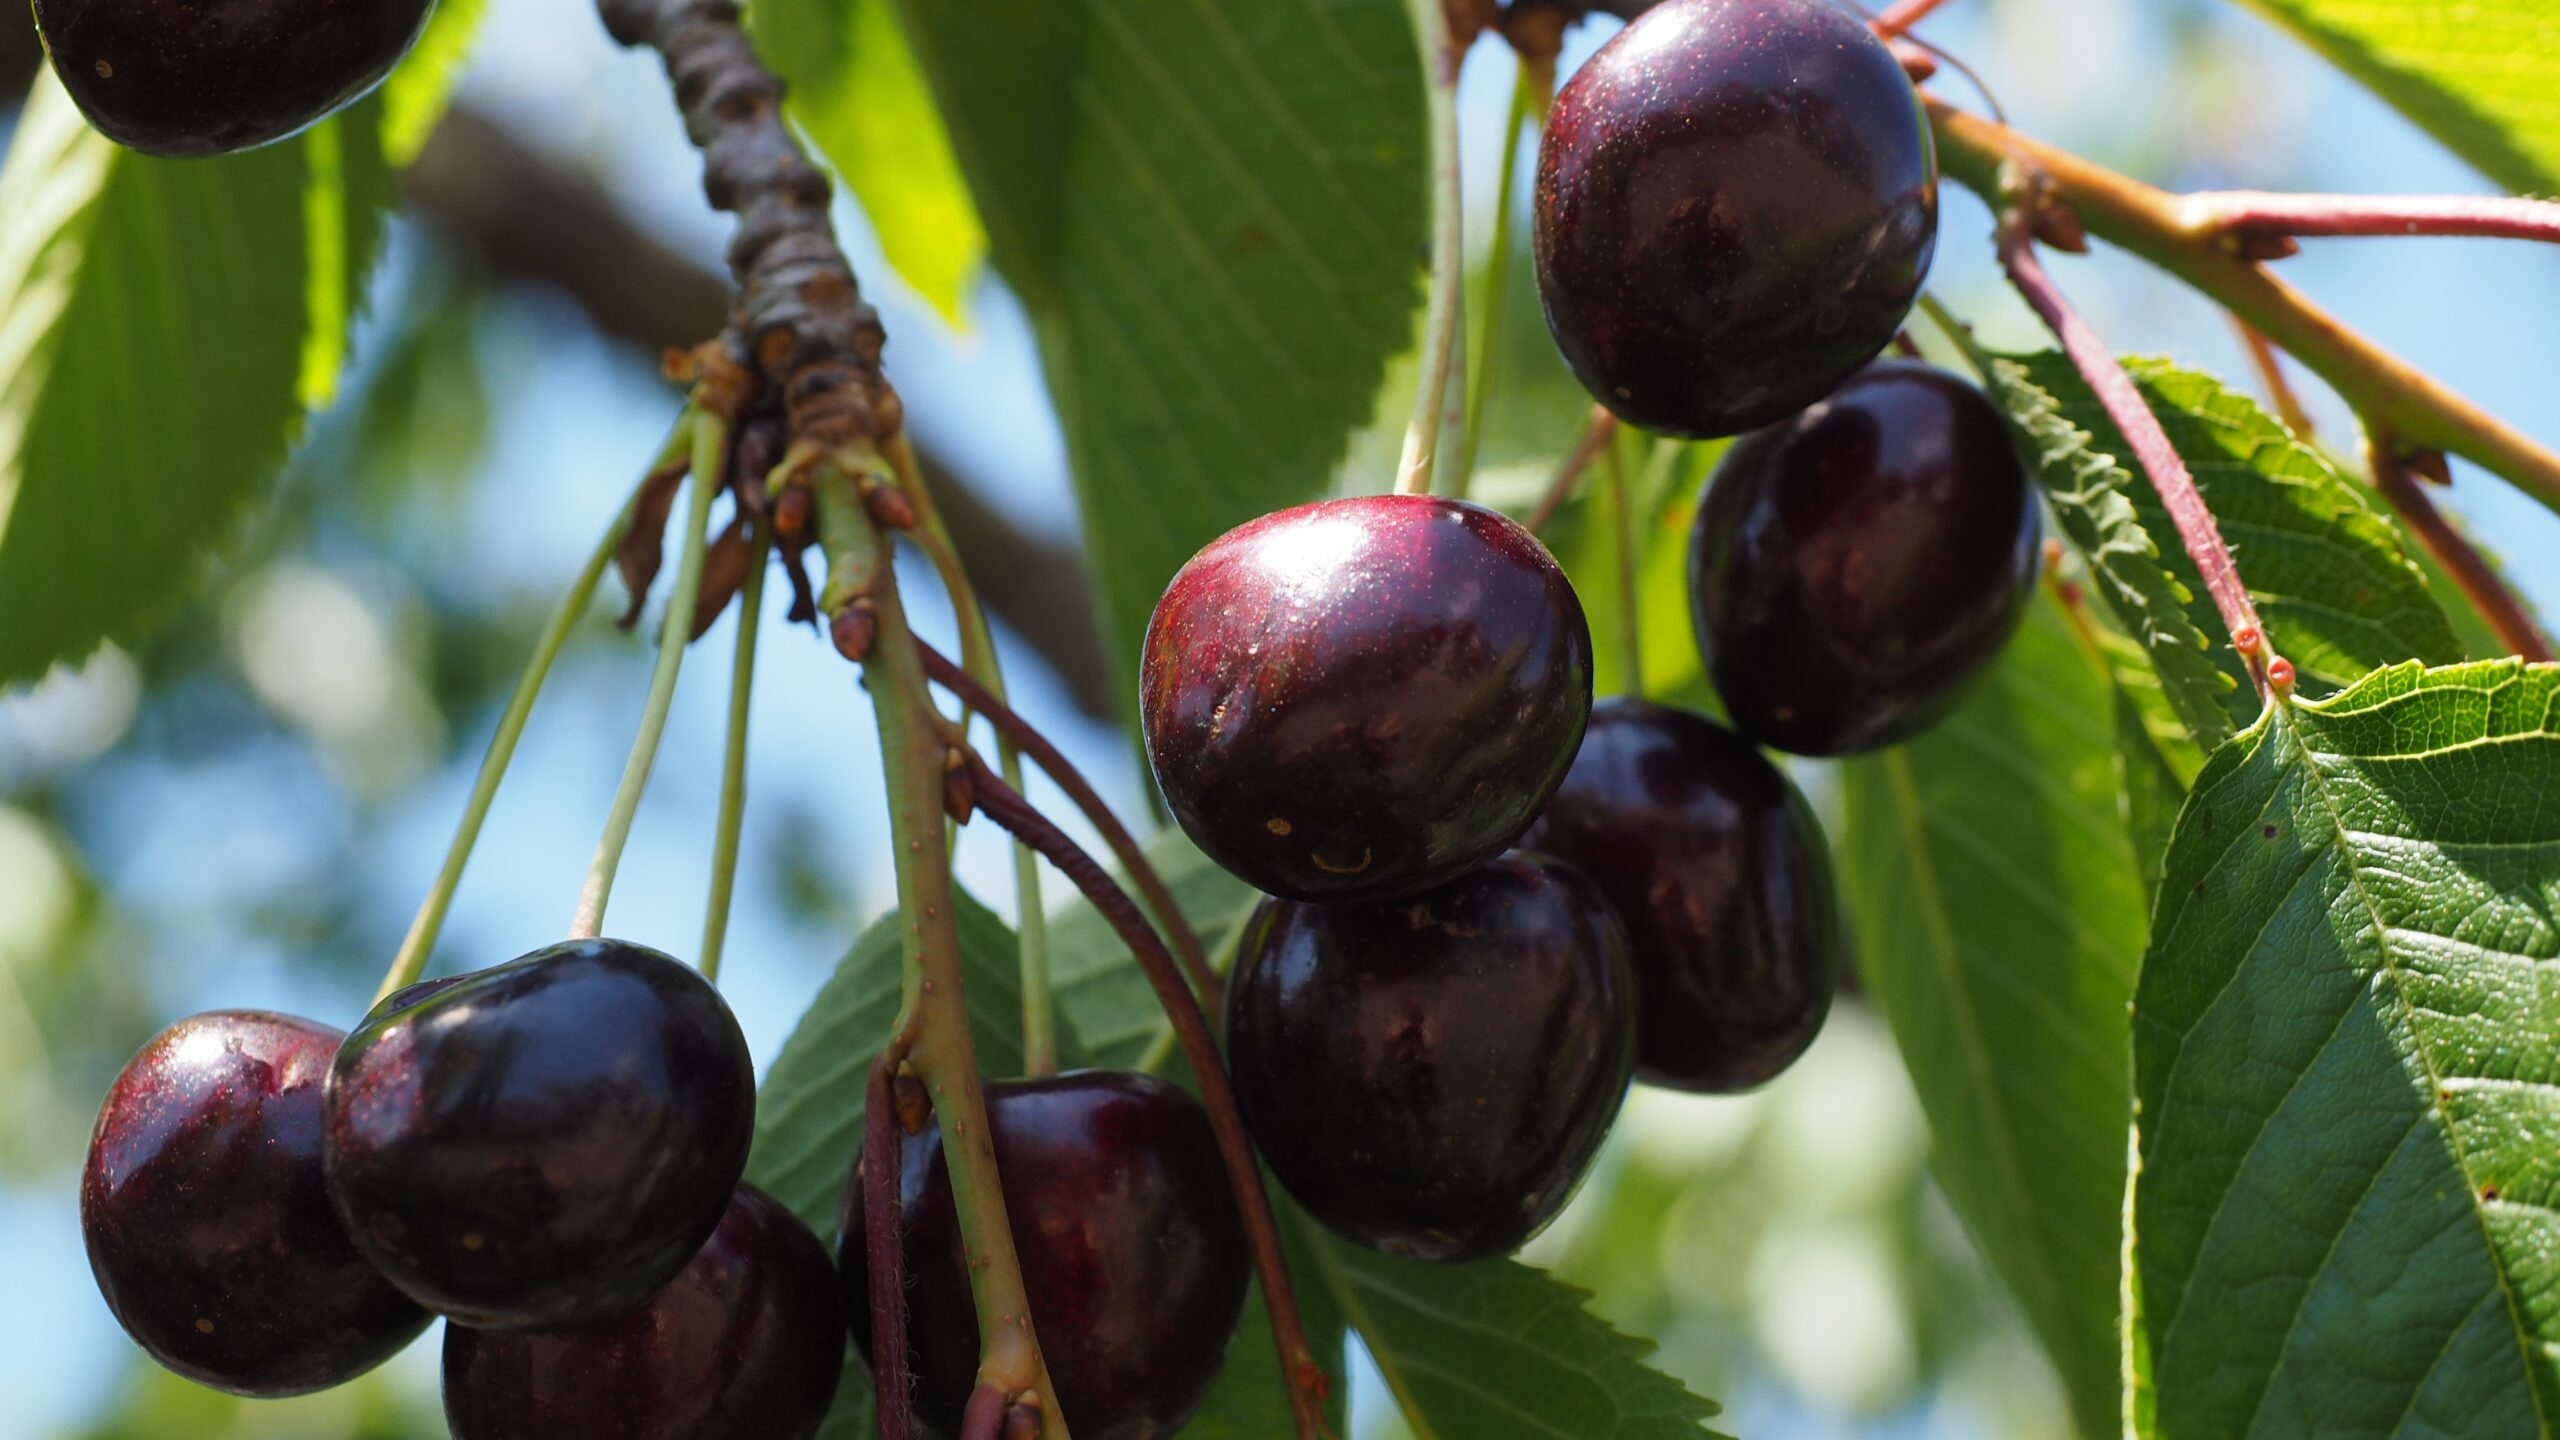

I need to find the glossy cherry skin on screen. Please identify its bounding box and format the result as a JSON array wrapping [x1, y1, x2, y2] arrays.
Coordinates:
[[840, 1071, 1248, 1440], [36, 0, 436, 158], [443, 1184, 844, 1440], [1690, 361, 2041, 756], [323, 938, 756, 1331], [1535, 0, 1937, 438], [1523, 701, 1842, 1091], [1142, 494, 1593, 904], [1225, 853, 1637, 1260], [81, 1011, 429, 1397]]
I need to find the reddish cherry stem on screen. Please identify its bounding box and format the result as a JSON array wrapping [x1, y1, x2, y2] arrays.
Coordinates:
[[2368, 437, 2554, 662], [968, 760, 1331, 1440], [1997, 212, 2271, 690], [1869, 0, 1955, 40], [914, 641, 1222, 1011], [865, 1053, 913, 1440], [1527, 405, 1620, 535], [2183, 191, 2560, 248]]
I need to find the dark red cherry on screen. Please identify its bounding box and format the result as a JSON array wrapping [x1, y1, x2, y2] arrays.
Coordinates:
[[1141, 494, 1593, 903], [81, 1011, 428, 1396], [1534, 0, 1937, 438], [323, 938, 755, 1331], [1690, 361, 2041, 755], [1224, 853, 1636, 1260], [840, 1071, 1248, 1440], [35, 0, 437, 158], [1524, 700, 1841, 1091], [443, 1184, 844, 1440]]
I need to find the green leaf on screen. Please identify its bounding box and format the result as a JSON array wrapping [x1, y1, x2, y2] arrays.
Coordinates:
[[1977, 351, 2461, 748], [748, 0, 986, 322], [1298, 1213, 1727, 1439], [896, 0, 1428, 705], [380, 0, 493, 166], [2130, 658, 2560, 1436], [2235, 0, 2560, 197], [1837, 594, 2148, 1440], [0, 78, 391, 687]]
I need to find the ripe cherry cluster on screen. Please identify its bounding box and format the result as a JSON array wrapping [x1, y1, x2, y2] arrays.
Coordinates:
[[83, 940, 844, 1439], [1141, 0, 2039, 1271], [70, 0, 2042, 1434]]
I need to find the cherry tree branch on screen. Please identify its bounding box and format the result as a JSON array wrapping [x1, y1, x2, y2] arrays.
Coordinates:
[[969, 759, 1333, 1440], [594, 3, 1068, 1431], [1869, 0, 1955, 40], [913, 640, 1223, 1011], [2178, 191, 2560, 251], [1925, 96, 2560, 519], [1993, 195, 2273, 690], [2366, 432, 2554, 663]]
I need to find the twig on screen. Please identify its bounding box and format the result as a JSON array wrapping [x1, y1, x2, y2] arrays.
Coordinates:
[[865, 1053, 913, 1440], [1869, 0, 1955, 40], [1396, 0, 1467, 497], [1526, 405, 1619, 535], [971, 761, 1332, 1440], [1605, 433, 1645, 695], [2179, 191, 2560, 252], [2366, 432, 2553, 662], [815, 468, 1069, 1438], [1925, 96, 2560, 519], [2227, 315, 2314, 439], [572, 407, 730, 939], [915, 641, 1224, 1012], [1993, 192, 2272, 690]]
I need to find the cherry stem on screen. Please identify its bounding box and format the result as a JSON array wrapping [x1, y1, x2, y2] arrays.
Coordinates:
[[2180, 190, 2560, 249], [888, 435, 1055, 1076], [571, 408, 728, 941], [865, 1052, 915, 1440], [816, 463, 1071, 1438], [1994, 202, 2272, 690], [1605, 430, 1646, 695], [1924, 96, 2560, 520], [698, 521, 771, 985], [1451, 60, 1548, 499], [2366, 430, 2554, 662], [1527, 404, 1619, 535], [1869, 0, 1955, 40], [371, 436, 674, 1004], [970, 759, 1332, 1440], [2227, 314, 2315, 440], [1395, 0, 1468, 498], [914, 640, 1224, 1012]]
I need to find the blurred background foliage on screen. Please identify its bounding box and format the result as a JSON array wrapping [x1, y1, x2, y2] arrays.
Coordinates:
[[3, 0, 2558, 1435]]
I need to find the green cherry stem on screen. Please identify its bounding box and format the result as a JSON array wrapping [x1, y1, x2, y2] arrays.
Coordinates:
[[370, 423, 683, 1005], [698, 520, 772, 985], [1395, 0, 1466, 498], [571, 407, 729, 942], [1607, 428, 1646, 696], [1451, 59, 1548, 500]]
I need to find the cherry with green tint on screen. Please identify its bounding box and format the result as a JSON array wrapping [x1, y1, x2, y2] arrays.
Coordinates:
[[443, 1184, 843, 1440], [840, 1070, 1248, 1440], [35, 0, 437, 157], [323, 938, 755, 1332], [1142, 493, 1593, 904], [1524, 700, 1842, 1091], [1690, 361, 2041, 756], [1534, 0, 1937, 438], [1225, 853, 1637, 1261], [81, 1010, 429, 1397]]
